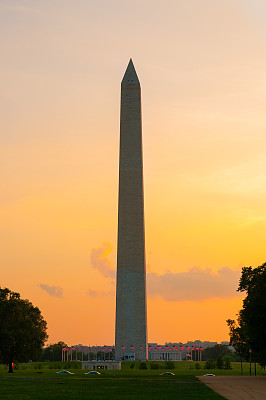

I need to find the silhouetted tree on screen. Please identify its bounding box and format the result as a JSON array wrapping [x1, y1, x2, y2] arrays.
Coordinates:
[[227, 262, 266, 368], [227, 318, 248, 374], [202, 344, 233, 361], [0, 287, 48, 373], [238, 263, 266, 367], [41, 341, 67, 361]]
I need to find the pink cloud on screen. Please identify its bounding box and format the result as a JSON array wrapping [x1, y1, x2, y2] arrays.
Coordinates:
[[147, 266, 241, 301]]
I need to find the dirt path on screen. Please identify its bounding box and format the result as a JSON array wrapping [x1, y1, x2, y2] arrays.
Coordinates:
[[198, 376, 266, 400]]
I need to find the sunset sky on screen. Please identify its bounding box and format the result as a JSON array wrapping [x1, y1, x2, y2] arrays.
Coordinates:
[[1, 0, 266, 347]]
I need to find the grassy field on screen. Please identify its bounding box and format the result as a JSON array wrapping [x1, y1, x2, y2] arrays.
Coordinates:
[[0, 361, 263, 400], [0, 379, 226, 400]]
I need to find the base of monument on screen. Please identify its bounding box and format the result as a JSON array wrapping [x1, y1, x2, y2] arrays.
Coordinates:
[[82, 360, 121, 371]]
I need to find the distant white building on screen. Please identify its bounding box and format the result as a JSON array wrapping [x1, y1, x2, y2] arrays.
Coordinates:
[[148, 350, 182, 361]]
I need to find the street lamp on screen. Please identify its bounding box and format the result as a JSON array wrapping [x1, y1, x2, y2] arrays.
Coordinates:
[[249, 349, 252, 376]]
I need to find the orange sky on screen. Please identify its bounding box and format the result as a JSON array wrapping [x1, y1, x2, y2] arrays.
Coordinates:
[[0, 0, 266, 346]]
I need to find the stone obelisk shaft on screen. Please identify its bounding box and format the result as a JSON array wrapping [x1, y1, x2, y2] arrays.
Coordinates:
[[115, 60, 147, 361]]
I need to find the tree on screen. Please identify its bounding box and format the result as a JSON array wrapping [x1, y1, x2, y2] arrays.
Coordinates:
[[0, 287, 48, 373], [41, 341, 67, 362], [202, 344, 233, 361], [227, 262, 266, 367], [216, 355, 224, 369], [224, 356, 232, 370], [226, 318, 249, 374]]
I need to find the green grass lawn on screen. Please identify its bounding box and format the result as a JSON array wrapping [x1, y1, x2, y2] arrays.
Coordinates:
[[0, 361, 263, 400], [0, 379, 226, 400]]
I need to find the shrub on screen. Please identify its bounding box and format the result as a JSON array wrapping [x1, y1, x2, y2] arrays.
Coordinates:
[[224, 356, 232, 370], [204, 359, 216, 369], [216, 356, 224, 369], [130, 363, 135, 369], [139, 362, 147, 370], [165, 361, 175, 369], [195, 363, 201, 369], [72, 362, 80, 369], [150, 363, 160, 369]]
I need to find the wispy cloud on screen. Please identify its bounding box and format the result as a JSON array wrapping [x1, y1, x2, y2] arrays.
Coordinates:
[[234, 216, 265, 229], [147, 267, 241, 302], [0, 3, 37, 13], [90, 242, 116, 279], [87, 289, 114, 298], [40, 284, 63, 298], [203, 155, 266, 196]]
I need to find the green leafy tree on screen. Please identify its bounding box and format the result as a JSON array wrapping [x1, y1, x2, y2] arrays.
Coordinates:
[[0, 287, 48, 373]]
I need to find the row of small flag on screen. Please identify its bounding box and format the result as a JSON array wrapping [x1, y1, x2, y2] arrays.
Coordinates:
[[62, 347, 79, 352], [148, 346, 204, 352], [62, 346, 115, 352], [120, 345, 204, 351], [63, 345, 204, 352]]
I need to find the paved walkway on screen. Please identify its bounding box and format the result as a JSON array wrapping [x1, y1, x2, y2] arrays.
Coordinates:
[[198, 376, 266, 400]]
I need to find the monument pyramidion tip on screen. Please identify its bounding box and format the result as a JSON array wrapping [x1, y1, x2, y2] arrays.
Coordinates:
[[122, 59, 140, 84]]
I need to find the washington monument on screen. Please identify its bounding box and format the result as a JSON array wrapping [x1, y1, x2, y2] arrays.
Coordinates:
[[115, 60, 147, 361]]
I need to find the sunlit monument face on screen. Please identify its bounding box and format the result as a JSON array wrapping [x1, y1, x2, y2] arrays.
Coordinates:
[[115, 60, 147, 361]]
